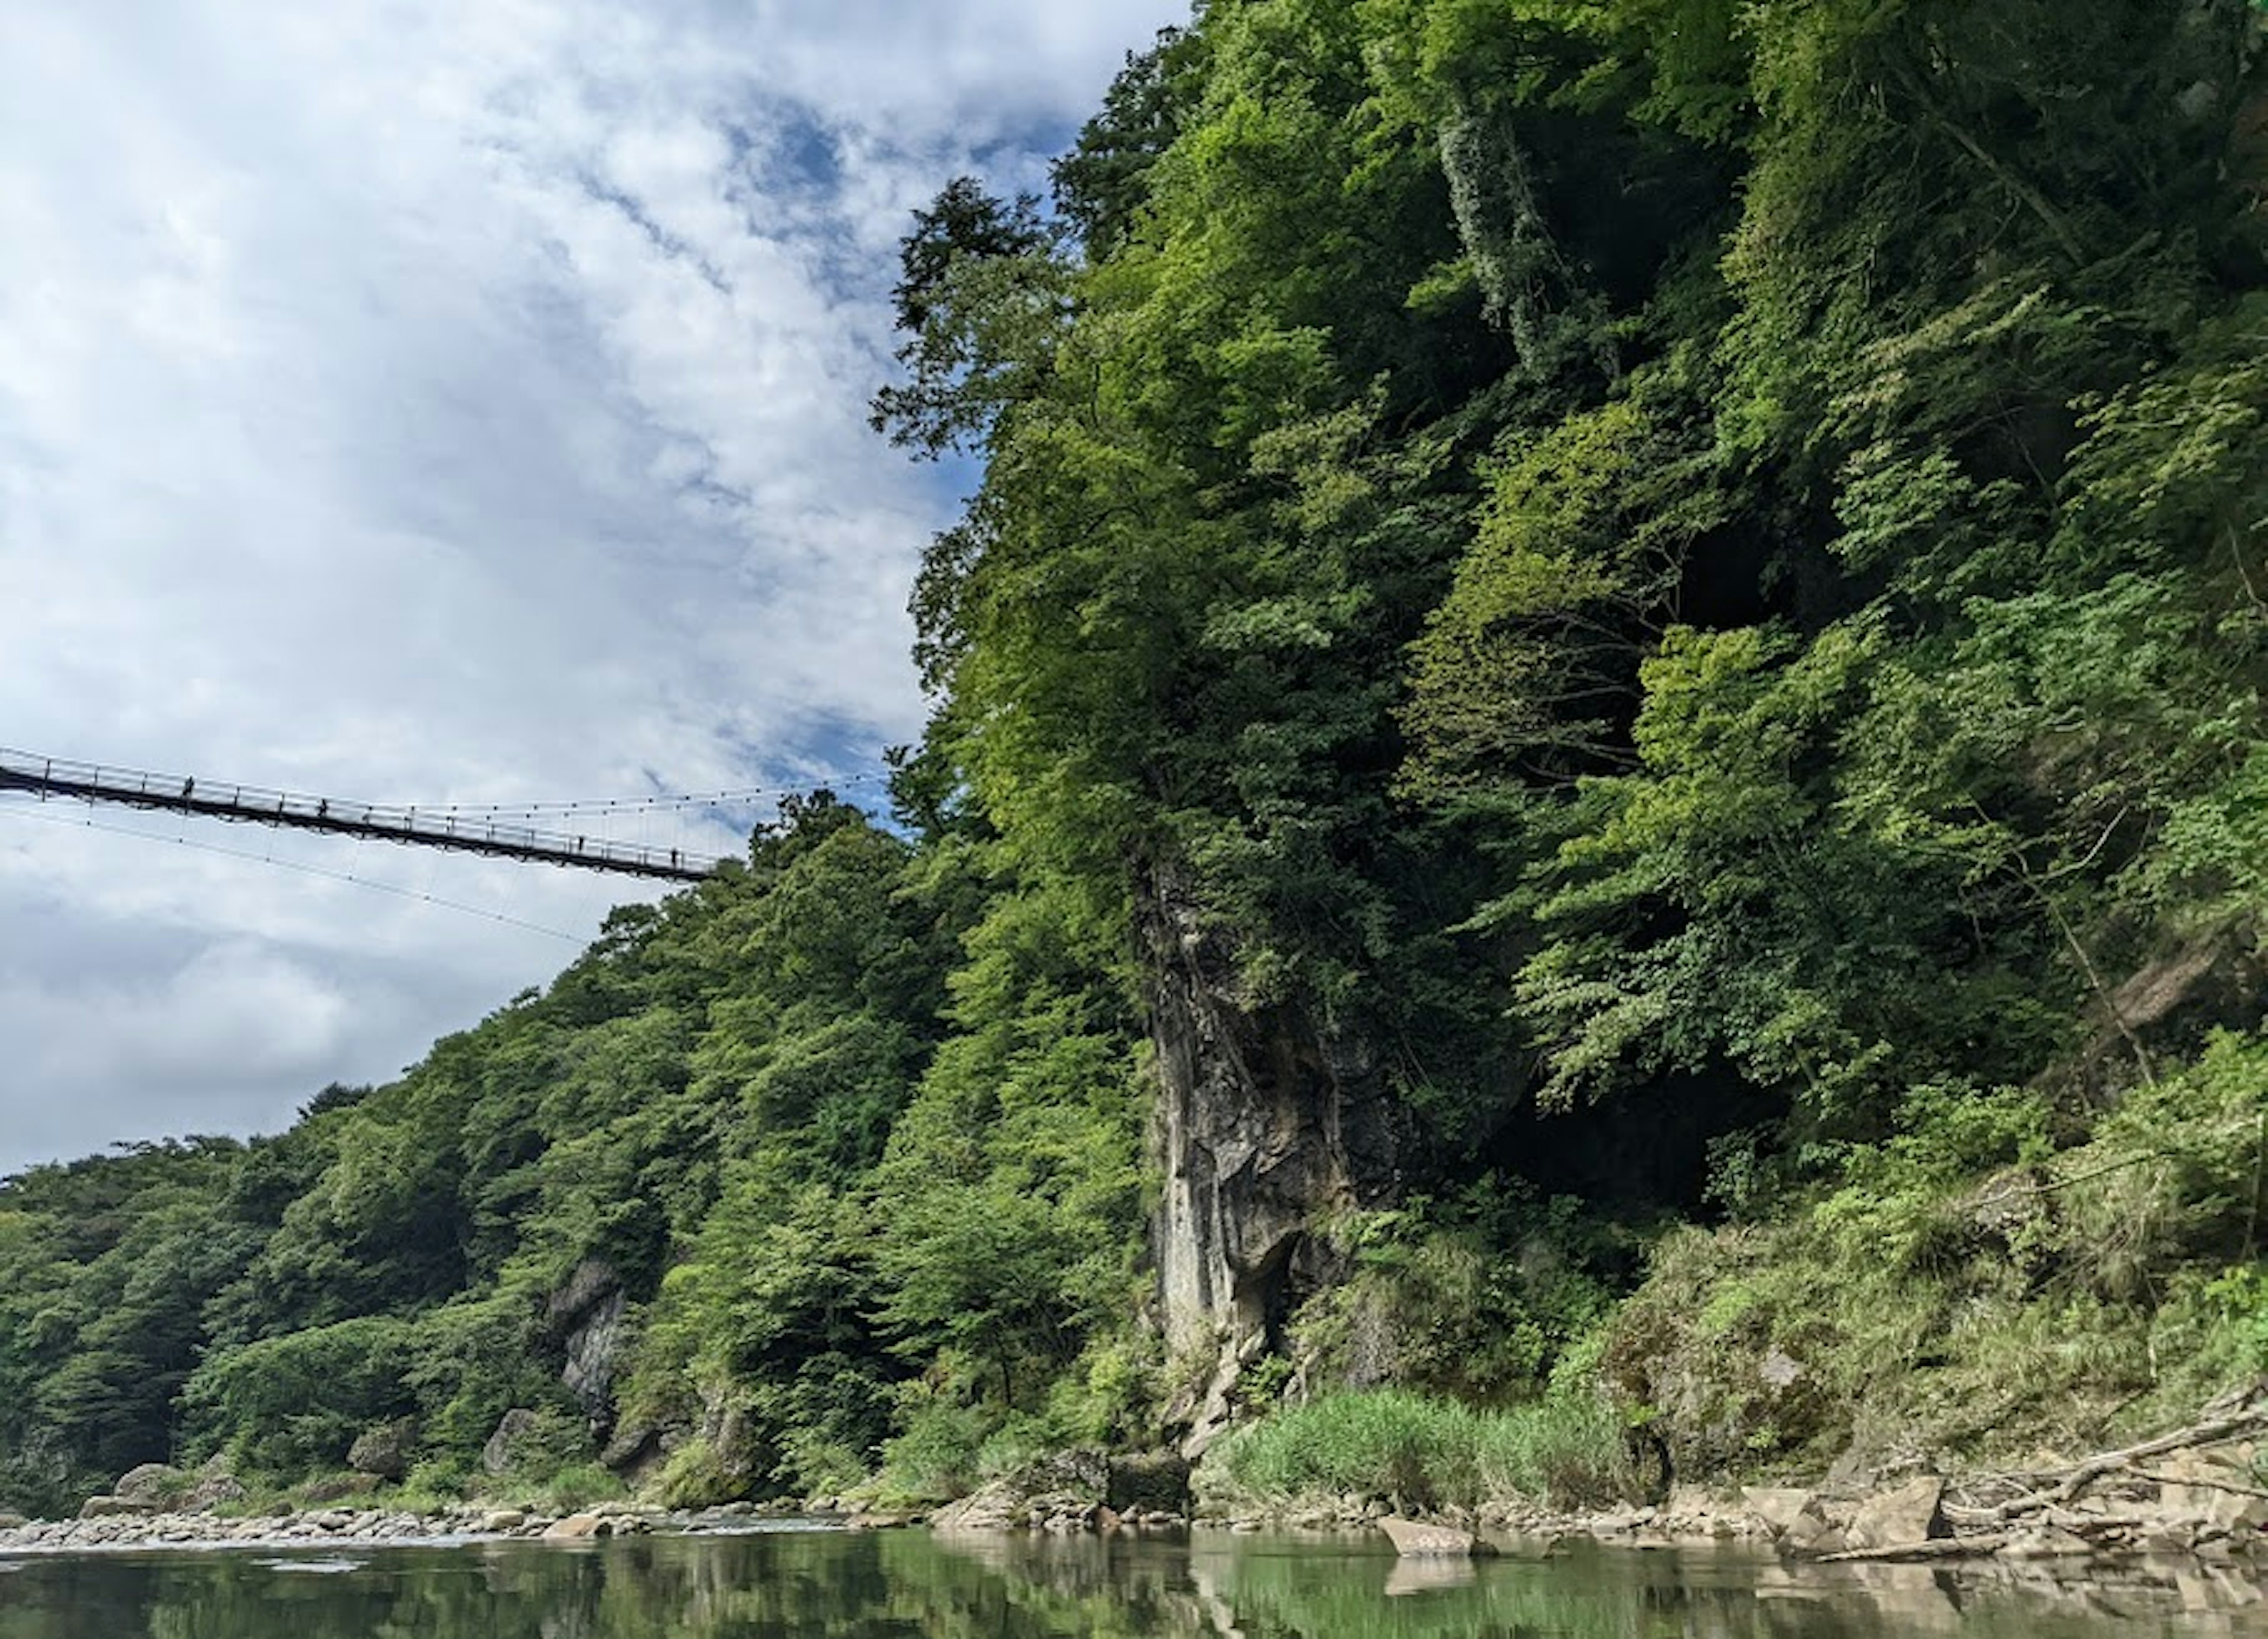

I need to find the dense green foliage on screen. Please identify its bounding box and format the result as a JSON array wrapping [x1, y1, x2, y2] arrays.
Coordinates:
[[0, 803, 1149, 1514], [5, 0, 2266, 1515]]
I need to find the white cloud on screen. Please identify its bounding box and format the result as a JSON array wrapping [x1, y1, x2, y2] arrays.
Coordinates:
[[0, 0, 1184, 1172]]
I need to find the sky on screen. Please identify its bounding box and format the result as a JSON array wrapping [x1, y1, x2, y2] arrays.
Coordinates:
[[0, 0, 1184, 1175]]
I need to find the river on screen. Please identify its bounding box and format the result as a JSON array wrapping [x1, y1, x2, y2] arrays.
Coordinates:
[[2, 1523, 2262, 1637]]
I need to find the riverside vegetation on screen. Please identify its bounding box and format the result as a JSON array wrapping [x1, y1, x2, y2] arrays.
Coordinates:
[[6, 0, 2268, 1546]]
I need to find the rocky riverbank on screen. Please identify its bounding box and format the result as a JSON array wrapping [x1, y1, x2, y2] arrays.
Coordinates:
[[1195, 1406, 2268, 1572], [916, 1397, 2268, 1577], [11, 1400, 2264, 1573], [0, 1498, 835, 1556]]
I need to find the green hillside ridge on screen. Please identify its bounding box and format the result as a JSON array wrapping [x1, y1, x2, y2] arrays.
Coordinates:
[[6, 0, 2268, 1521]]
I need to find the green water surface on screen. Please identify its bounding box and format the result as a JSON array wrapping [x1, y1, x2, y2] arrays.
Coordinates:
[[1, 1526, 2260, 1637]]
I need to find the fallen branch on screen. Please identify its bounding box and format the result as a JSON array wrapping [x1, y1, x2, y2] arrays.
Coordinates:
[[2129, 1467, 2268, 1503], [1938, 1406, 2268, 1527], [1822, 1534, 2008, 1563], [2044, 1410, 2268, 1508]]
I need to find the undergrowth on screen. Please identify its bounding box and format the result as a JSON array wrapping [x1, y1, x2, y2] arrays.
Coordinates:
[[1603, 1033, 2268, 1478]]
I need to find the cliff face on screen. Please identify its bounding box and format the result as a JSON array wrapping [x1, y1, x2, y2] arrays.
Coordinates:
[[1139, 865, 1400, 1451]]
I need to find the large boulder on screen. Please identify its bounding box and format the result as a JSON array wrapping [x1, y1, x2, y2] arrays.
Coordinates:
[[931, 1479, 1024, 1532], [1378, 1517, 1477, 1557], [348, 1419, 418, 1481], [1741, 1487, 1821, 1537], [1845, 1475, 1948, 1551], [80, 1494, 158, 1519], [113, 1463, 183, 1505], [483, 1409, 542, 1477], [183, 1473, 248, 1513], [599, 1422, 673, 1488], [931, 1452, 1108, 1533]]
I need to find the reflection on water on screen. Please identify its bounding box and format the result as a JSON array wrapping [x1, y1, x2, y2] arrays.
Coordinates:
[[0, 1524, 2260, 1638]]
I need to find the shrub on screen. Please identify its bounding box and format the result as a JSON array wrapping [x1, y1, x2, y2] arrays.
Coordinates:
[[651, 1437, 738, 1509], [875, 1394, 989, 1504], [541, 1463, 625, 1512]]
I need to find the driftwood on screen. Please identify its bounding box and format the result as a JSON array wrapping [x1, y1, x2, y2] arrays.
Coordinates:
[[2129, 1467, 2268, 1503], [1822, 1534, 2009, 1563], [2044, 1410, 2268, 1507], [1951, 1405, 2268, 1524], [1810, 1396, 2268, 1568]]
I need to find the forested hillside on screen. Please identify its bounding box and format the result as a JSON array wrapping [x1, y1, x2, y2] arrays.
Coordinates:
[[6, 0, 2267, 1520]]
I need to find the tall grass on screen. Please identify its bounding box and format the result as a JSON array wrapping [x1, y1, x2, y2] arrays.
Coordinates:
[[1204, 1388, 1630, 1512]]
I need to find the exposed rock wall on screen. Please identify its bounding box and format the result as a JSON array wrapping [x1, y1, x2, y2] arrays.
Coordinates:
[[548, 1257, 628, 1437], [1139, 863, 1400, 1451]]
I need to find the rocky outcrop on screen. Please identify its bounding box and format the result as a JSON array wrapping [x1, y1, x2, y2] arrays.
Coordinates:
[[483, 1409, 542, 1477], [548, 1258, 630, 1437], [1107, 1452, 1192, 1517], [1140, 863, 1400, 1452], [112, 1464, 181, 1506], [932, 1451, 1109, 1534], [183, 1471, 247, 1511], [900, 1451, 1191, 1536], [348, 1419, 417, 1481], [1845, 1475, 1948, 1551], [599, 1420, 673, 1487], [78, 1494, 157, 1519]]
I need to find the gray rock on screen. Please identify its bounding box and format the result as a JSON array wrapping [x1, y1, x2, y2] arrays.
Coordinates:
[[932, 1455, 1106, 1534], [1759, 1350, 1804, 1389], [563, 1291, 628, 1422], [2001, 1526, 2093, 1559], [1377, 1517, 1476, 1557], [1845, 1475, 1948, 1551], [2153, 1449, 2265, 1537], [183, 1474, 247, 1513], [2176, 79, 2220, 121], [348, 1419, 417, 1481], [549, 1259, 628, 1429], [1741, 1486, 1819, 1536], [544, 1512, 610, 1540], [79, 1495, 157, 1519], [1787, 1517, 1847, 1555], [113, 1463, 183, 1504], [483, 1408, 541, 1477], [1142, 862, 1399, 1454], [2209, 1488, 2268, 1537]]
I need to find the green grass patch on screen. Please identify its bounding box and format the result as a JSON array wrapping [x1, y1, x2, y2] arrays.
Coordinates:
[[1201, 1387, 1631, 1513]]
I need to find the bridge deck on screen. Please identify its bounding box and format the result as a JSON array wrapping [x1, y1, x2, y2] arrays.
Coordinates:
[[0, 748, 725, 883]]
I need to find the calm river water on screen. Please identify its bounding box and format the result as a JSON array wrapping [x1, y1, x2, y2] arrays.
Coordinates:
[[2, 1524, 2262, 1638]]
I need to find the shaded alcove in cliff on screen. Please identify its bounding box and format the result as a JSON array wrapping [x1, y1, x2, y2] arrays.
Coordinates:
[[1485, 1063, 1787, 1219]]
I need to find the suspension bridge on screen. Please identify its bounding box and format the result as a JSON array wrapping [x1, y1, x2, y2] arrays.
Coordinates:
[[0, 747, 734, 883]]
